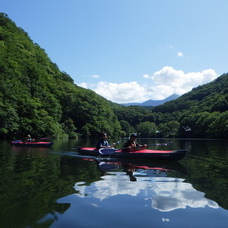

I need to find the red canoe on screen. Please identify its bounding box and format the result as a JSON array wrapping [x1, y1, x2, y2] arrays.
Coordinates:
[[78, 147, 187, 161], [10, 140, 53, 147]]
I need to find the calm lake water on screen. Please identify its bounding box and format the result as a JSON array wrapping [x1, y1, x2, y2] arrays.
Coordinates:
[[0, 138, 228, 228]]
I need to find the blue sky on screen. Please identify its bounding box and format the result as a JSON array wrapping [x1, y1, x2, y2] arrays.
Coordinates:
[[2, 0, 228, 103]]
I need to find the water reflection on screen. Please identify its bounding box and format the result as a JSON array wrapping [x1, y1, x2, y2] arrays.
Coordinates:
[[2, 138, 228, 228], [73, 168, 218, 212], [151, 178, 218, 211], [49, 158, 227, 228]]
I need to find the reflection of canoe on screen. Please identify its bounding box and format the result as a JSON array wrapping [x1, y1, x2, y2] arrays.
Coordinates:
[[10, 140, 53, 147], [121, 159, 186, 174], [87, 157, 186, 174], [78, 147, 187, 161], [78, 154, 187, 176]]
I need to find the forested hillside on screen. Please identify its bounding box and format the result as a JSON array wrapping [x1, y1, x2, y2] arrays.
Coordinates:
[[0, 13, 227, 140], [152, 74, 228, 138], [0, 13, 121, 139], [113, 73, 228, 139]]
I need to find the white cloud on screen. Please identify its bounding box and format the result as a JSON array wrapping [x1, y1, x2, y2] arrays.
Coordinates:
[[79, 82, 88, 88], [177, 52, 184, 57], [94, 81, 147, 103], [79, 81, 148, 103], [78, 67, 219, 103], [168, 45, 175, 49], [143, 74, 150, 79], [146, 66, 218, 99], [90, 74, 100, 78], [151, 66, 218, 87]]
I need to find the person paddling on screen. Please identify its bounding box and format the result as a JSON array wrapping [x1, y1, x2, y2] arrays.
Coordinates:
[[96, 132, 115, 150], [123, 133, 146, 152], [26, 134, 32, 142]]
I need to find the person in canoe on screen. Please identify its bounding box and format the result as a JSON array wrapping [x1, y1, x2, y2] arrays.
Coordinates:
[[26, 134, 32, 142], [123, 133, 146, 152], [96, 132, 115, 150]]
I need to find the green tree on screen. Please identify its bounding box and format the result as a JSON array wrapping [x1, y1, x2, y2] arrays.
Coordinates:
[[208, 111, 228, 138], [158, 121, 180, 137], [119, 120, 134, 136], [135, 121, 157, 137]]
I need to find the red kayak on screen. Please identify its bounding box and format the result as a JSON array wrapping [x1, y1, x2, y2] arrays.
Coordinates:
[[78, 147, 187, 161], [10, 140, 53, 147]]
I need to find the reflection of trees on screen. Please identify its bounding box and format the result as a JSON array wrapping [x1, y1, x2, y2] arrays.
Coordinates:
[[1, 143, 228, 227], [182, 155, 228, 210], [0, 152, 101, 227]]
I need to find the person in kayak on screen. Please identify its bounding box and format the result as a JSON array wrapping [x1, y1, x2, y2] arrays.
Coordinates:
[[96, 132, 115, 150], [26, 134, 32, 142], [123, 133, 146, 152]]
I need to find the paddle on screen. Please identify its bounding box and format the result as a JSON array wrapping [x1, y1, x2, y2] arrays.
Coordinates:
[[121, 142, 173, 150], [99, 148, 119, 155], [99, 138, 123, 155]]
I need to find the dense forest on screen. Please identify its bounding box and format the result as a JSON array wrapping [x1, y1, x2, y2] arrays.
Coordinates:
[[113, 73, 228, 139], [0, 13, 228, 139], [0, 13, 121, 139]]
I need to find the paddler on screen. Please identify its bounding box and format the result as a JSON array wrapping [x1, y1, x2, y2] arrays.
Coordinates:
[[96, 132, 115, 150], [123, 133, 146, 152]]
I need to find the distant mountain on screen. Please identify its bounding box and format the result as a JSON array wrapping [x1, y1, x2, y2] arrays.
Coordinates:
[[152, 73, 228, 114], [120, 94, 180, 107]]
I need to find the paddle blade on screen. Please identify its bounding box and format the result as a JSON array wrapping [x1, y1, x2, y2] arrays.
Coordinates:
[[99, 148, 117, 155]]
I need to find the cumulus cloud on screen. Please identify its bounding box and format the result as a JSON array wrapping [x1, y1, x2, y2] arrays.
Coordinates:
[[80, 81, 147, 103], [144, 67, 218, 99], [79, 66, 219, 103], [151, 67, 217, 89]]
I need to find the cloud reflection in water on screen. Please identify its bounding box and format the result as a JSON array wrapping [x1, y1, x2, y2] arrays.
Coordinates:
[[73, 173, 218, 212]]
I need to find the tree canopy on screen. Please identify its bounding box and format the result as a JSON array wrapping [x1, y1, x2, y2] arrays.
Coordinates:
[[0, 13, 121, 139]]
